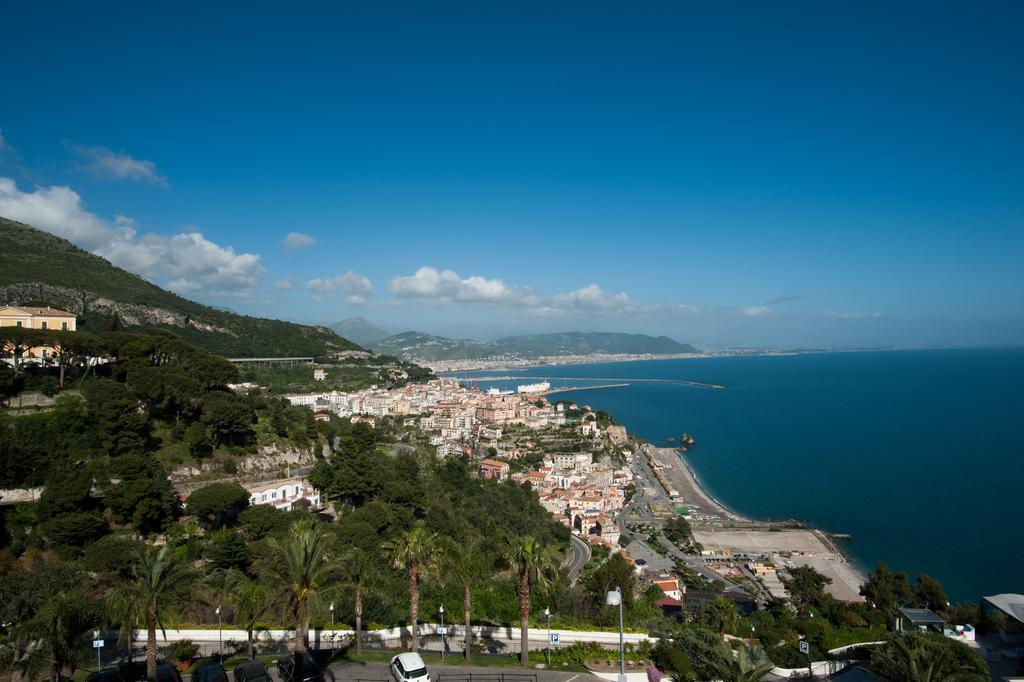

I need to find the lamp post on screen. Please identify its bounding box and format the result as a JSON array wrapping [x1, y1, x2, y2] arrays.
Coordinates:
[[439, 604, 445, 660], [215, 607, 222, 661], [329, 602, 335, 628], [606, 587, 625, 682], [95, 630, 102, 672], [544, 608, 553, 665]]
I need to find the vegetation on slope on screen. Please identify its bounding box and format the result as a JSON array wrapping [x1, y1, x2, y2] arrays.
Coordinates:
[[371, 329, 700, 362], [0, 217, 359, 357]]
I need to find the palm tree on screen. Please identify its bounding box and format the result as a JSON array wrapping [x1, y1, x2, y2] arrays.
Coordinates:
[[444, 539, 484, 662], [226, 574, 273, 660], [108, 545, 196, 682], [263, 519, 340, 656], [869, 634, 987, 682], [13, 590, 99, 681], [337, 548, 379, 656], [706, 596, 739, 641], [501, 536, 560, 665], [382, 526, 440, 652], [715, 647, 775, 682]]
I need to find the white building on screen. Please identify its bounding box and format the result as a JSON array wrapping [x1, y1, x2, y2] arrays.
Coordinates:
[[246, 479, 321, 511]]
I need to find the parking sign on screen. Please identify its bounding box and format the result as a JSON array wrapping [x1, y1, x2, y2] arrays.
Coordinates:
[[550, 633, 559, 645], [799, 641, 809, 654]]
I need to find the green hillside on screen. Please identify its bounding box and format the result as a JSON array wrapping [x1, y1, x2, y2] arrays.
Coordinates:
[[497, 331, 698, 356], [373, 329, 699, 361], [371, 330, 501, 361], [0, 217, 360, 357]]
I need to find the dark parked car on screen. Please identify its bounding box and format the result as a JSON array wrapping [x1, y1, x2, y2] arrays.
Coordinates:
[[193, 664, 229, 682], [87, 669, 125, 682], [118, 662, 183, 682], [276, 653, 323, 682], [233, 661, 271, 682]]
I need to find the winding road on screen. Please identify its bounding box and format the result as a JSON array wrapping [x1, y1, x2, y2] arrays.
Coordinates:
[[566, 534, 592, 584]]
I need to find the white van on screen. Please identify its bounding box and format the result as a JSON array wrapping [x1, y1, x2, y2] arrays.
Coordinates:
[[389, 652, 429, 682]]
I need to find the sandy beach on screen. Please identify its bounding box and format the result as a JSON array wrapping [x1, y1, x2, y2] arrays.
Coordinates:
[[647, 446, 749, 521], [647, 446, 866, 602]]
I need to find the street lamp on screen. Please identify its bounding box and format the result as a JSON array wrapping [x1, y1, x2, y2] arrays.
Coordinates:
[[215, 607, 222, 661], [439, 604, 445, 660], [94, 630, 102, 672], [606, 587, 625, 682], [544, 607, 553, 665], [329, 602, 335, 628]]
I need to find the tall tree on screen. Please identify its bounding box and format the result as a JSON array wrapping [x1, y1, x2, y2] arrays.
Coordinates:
[[445, 539, 485, 662], [108, 545, 197, 682], [913, 573, 948, 612], [263, 519, 339, 656], [337, 548, 379, 656], [382, 526, 440, 652], [501, 536, 561, 665], [13, 589, 100, 682], [227, 574, 274, 660], [860, 563, 912, 616], [704, 596, 740, 641], [782, 565, 831, 613]]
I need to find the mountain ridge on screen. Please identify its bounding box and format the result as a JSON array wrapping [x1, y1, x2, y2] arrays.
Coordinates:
[[329, 316, 392, 346], [371, 329, 698, 361], [0, 216, 361, 357]]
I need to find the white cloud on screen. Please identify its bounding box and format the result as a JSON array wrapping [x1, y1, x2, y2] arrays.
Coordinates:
[[307, 272, 373, 305], [824, 310, 882, 320], [70, 143, 168, 186], [389, 267, 539, 306], [388, 266, 699, 317], [282, 231, 316, 251], [0, 177, 263, 295], [741, 305, 771, 317]]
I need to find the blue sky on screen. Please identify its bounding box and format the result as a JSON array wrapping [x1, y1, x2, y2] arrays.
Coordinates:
[[1, 2, 1022, 346]]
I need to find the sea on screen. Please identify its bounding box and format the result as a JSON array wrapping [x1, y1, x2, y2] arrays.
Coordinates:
[[456, 348, 1024, 603]]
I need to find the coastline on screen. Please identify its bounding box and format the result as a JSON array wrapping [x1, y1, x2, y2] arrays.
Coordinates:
[[643, 444, 867, 602]]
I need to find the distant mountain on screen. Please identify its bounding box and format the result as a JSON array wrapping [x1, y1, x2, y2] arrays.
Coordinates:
[[372, 330, 698, 361], [0, 217, 361, 357], [330, 317, 392, 346], [497, 331, 697, 356], [371, 331, 501, 361]]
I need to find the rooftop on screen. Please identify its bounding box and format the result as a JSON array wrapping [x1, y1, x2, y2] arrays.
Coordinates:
[[983, 593, 1024, 625]]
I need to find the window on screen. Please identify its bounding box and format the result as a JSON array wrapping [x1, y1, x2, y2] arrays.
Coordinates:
[[41, 321, 47, 330], [61, 321, 68, 330], [16, 321, 22, 327]]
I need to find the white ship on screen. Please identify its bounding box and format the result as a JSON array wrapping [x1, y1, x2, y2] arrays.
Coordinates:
[[486, 387, 514, 396], [516, 381, 551, 394]]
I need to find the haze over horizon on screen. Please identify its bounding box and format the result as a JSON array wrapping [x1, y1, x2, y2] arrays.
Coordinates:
[[2, 3, 1022, 347]]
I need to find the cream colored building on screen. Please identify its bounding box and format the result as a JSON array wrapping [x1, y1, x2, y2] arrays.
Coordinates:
[[0, 306, 78, 359]]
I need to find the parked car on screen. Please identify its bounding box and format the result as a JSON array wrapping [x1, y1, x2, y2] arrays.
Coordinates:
[[276, 653, 323, 682], [86, 669, 124, 682], [233, 661, 271, 682], [118, 662, 183, 682], [389, 652, 429, 682], [193, 663, 229, 682]]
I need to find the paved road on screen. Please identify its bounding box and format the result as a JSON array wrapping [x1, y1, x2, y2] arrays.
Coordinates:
[[332, 660, 605, 682], [617, 447, 748, 593], [566, 534, 592, 584]]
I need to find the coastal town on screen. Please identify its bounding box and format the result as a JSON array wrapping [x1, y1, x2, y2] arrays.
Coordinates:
[[266, 373, 866, 612]]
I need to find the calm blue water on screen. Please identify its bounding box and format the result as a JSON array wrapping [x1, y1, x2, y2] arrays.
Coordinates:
[[458, 349, 1024, 602]]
